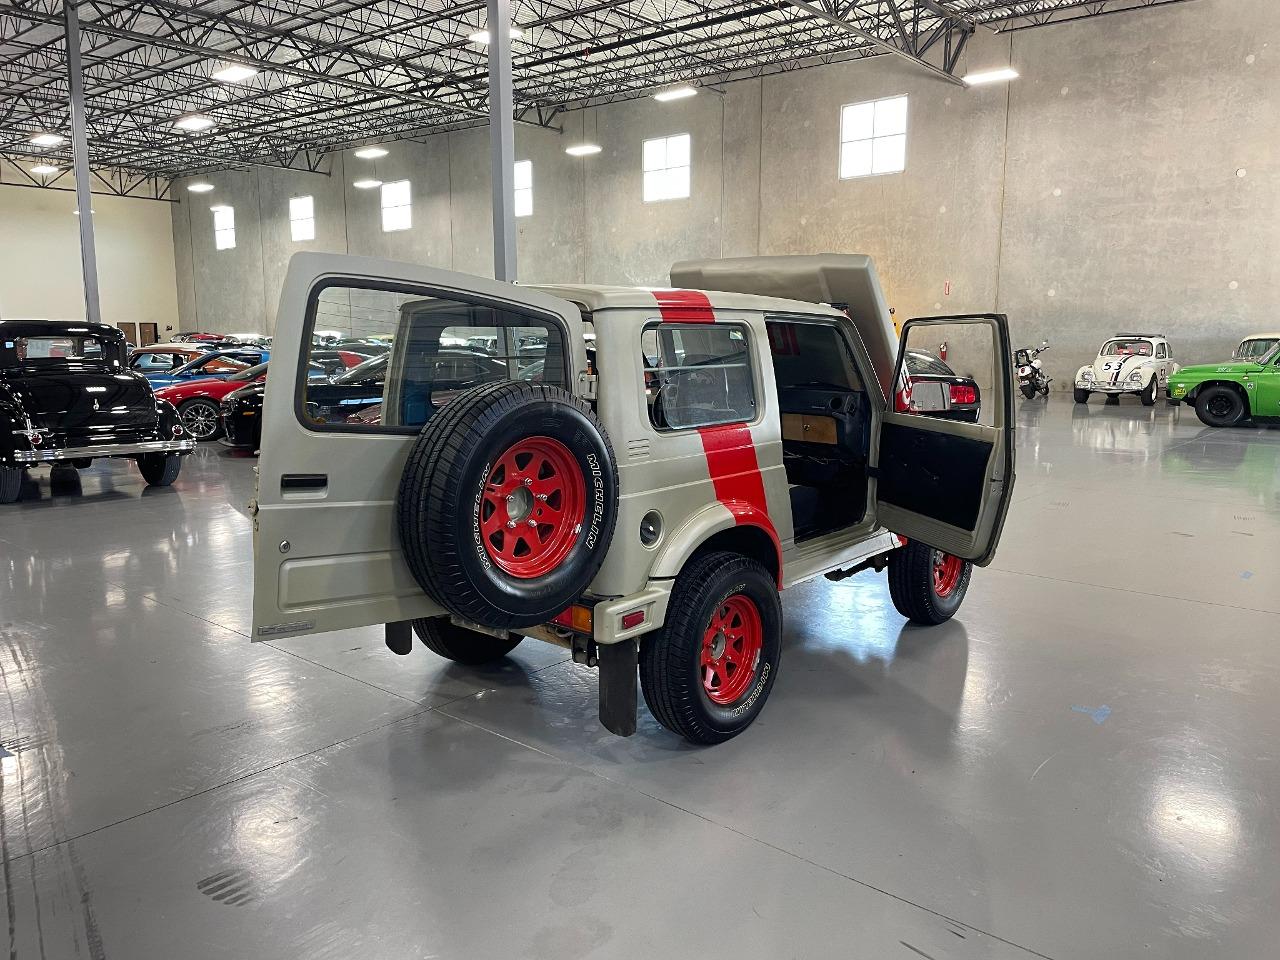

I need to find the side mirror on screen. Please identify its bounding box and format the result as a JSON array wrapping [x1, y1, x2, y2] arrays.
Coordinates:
[[1040, 340, 1049, 349]]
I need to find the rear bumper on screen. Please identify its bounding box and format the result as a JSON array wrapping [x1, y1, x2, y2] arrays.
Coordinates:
[[12, 438, 195, 464], [1076, 381, 1141, 394]]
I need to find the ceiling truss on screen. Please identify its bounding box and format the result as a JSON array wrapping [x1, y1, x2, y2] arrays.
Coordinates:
[[0, 0, 1197, 188]]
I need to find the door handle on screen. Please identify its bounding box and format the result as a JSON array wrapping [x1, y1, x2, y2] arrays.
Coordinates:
[[281, 473, 327, 491]]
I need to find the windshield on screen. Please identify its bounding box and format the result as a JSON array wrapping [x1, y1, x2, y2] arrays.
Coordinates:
[[175, 354, 252, 376], [906, 351, 956, 377], [229, 362, 268, 382], [1100, 339, 1153, 357], [334, 353, 387, 385], [3, 334, 118, 371], [1232, 338, 1279, 362]]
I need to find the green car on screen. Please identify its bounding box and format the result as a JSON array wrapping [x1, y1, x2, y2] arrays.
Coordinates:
[[1167, 334, 1280, 427]]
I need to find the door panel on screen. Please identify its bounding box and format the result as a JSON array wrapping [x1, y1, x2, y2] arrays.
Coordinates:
[[873, 315, 1014, 565], [252, 253, 587, 641]]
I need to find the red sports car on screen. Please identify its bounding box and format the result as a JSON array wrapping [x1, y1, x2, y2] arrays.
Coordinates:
[[155, 362, 268, 441]]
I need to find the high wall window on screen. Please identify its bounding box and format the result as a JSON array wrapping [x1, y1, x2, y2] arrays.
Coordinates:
[[212, 205, 236, 250], [642, 133, 691, 202], [290, 195, 315, 241], [839, 95, 908, 179], [381, 179, 412, 232], [513, 160, 533, 218]]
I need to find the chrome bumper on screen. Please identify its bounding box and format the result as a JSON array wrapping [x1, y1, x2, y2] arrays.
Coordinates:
[[13, 438, 195, 464], [1076, 381, 1140, 394]]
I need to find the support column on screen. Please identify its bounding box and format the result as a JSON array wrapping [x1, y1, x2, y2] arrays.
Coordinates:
[[64, 0, 101, 324], [487, 0, 517, 282]]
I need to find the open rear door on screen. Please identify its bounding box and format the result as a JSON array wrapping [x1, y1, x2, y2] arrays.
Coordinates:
[[252, 252, 587, 640], [873, 314, 1015, 565]]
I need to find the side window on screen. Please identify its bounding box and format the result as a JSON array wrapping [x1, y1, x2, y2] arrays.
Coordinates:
[[642, 323, 755, 431], [1156, 343, 1167, 359], [134, 352, 168, 371], [204, 357, 249, 374], [300, 283, 567, 432], [765, 319, 862, 390]]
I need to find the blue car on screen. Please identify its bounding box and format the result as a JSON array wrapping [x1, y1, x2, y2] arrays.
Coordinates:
[[144, 349, 268, 388]]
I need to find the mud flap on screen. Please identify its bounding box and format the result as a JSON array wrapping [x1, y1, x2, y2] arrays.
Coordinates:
[[597, 639, 638, 737], [385, 620, 413, 656]]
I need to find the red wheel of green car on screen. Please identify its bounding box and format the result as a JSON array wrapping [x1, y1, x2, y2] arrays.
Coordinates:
[[932, 551, 965, 599], [479, 435, 586, 578], [701, 594, 764, 705]]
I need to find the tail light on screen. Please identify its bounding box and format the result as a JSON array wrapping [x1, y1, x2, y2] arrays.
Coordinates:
[[949, 384, 977, 405]]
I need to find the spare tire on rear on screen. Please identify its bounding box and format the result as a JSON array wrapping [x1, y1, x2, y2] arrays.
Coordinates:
[[396, 380, 618, 630]]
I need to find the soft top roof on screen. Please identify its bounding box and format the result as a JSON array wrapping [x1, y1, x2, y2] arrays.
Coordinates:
[[669, 254, 899, 399], [0, 319, 125, 341]]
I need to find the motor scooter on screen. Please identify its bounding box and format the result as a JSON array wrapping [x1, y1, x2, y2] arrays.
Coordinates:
[[1016, 340, 1051, 398]]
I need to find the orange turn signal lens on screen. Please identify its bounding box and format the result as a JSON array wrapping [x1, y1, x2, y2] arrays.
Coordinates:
[[551, 605, 594, 634]]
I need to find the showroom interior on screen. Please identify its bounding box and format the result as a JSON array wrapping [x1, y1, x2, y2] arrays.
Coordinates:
[[0, 0, 1277, 957]]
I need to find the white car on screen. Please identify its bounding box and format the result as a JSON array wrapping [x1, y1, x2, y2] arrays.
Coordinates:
[[1074, 333, 1179, 406]]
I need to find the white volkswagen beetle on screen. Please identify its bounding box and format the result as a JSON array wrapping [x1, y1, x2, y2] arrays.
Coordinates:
[[1074, 333, 1179, 406]]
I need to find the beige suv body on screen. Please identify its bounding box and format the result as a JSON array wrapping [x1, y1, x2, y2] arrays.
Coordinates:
[[252, 253, 1015, 742]]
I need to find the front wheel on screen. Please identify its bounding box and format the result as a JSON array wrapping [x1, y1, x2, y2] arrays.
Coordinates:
[[1073, 388, 1090, 404], [887, 541, 972, 625], [138, 452, 181, 486], [1195, 386, 1246, 428], [640, 552, 781, 745], [179, 398, 223, 440], [0, 466, 22, 504], [1140, 377, 1158, 407], [411, 617, 522, 664]]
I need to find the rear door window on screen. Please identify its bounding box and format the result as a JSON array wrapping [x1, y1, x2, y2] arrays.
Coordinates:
[[299, 282, 567, 432]]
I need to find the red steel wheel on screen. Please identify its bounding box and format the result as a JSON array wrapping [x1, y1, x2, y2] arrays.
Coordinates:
[[701, 594, 764, 706], [479, 436, 586, 578], [932, 551, 965, 599]]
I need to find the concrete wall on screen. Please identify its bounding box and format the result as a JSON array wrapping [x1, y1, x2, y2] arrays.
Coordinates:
[[0, 162, 180, 334], [170, 0, 1279, 386]]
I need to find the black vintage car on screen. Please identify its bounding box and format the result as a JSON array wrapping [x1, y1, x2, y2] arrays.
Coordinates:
[[0, 320, 194, 503]]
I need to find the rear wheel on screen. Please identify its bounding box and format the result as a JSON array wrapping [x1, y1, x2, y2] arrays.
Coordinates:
[[640, 552, 782, 745], [179, 398, 222, 440], [1020, 383, 1037, 399], [1140, 377, 1158, 406], [411, 617, 522, 664], [1073, 388, 1090, 404], [887, 540, 972, 625], [138, 452, 181, 486], [1195, 386, 1246, 428], [0, 466, 21, 504]]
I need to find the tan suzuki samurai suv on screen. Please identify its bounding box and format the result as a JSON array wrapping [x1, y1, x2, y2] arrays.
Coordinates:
[[252, 253, 1014, 744]]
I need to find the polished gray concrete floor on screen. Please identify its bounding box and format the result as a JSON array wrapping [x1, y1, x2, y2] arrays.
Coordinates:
[[1, 400, 1277, 959]]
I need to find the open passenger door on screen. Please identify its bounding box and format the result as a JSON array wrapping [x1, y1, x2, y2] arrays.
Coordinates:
[[873, 315, 1015, 565], [252, 253, 588, 640]]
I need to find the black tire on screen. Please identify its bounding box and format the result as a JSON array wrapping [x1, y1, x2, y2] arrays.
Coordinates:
[[887, 540, 973, 626], [397, 380, 619, 631], [138, 452, 181, 486], [0, 466, 21, 504], [1140, 377, 1158, 406], [411, 617, 522, 665], [1073, 388, 1090, 404], [640, 552, 781, 745], [1020, 383, 1037, 399], [179, 398, 222, 440], [1195, 385, 1247, 428]]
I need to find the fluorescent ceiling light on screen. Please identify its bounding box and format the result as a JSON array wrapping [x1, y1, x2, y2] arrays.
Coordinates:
[[212, 63, 258, 84], [174, 113, 216, 132], [353, 146, 388, 159], [30, 132, 65, 147], [467, 27, 524, 44], [963, 67, 1019, 86], [653, 85, 697, 102], [565, 143, 602, 157], [187, 181, 215, 193], [353, 178, 383, 189], [30, 164, 59, 175]]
